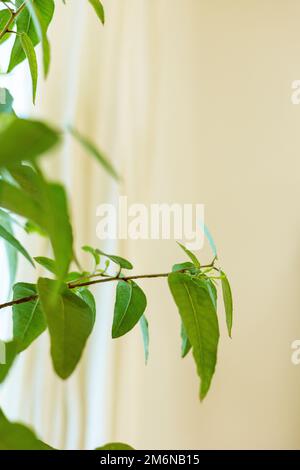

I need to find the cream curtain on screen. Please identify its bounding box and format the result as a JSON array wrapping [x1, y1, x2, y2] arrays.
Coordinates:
[[1, 0, 300, 450]]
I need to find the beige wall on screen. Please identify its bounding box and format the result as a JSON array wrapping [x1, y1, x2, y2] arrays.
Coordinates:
[[107, 0, 300, 449]]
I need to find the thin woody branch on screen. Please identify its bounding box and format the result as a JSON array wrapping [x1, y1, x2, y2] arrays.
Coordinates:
[[0, 2, 26, 40], [0, 262, 217, 311]]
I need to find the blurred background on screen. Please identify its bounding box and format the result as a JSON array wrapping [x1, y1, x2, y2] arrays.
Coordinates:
[[1, 0, 300, 450]]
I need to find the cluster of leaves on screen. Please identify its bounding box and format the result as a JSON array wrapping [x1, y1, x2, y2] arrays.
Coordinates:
[[169, 245, 232, 400], [0, 0, 104, 103], [0, 0, 233, 451]]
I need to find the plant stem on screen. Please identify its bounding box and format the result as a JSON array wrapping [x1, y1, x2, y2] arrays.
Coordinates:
[[0, 262, 217, 311], [0, 2, 26, 40]]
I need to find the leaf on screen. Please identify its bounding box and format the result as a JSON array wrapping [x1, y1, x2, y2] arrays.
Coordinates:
[[39, 182, 73, 287], [204, 277, 217, 310], [0, 115, 15, 134], [82, 245, 100, 266], [20, 32, 38, 104], [0, 224, 34, 267], [95, 443, 134, 450], [24, 0, 51, 77], [9, 164, 44, 202], [0, 208, 22, 229], [0, 342, 18, 384], [168, 272, 219, 400], [0, 180, 42, 225], [172, 261, 196, 273], [8, 0, 54, 74], [180, 322, 191, 358], [0, 10, 13, 45], [0, 409, 53, 450], [8, 167, 73, 281], [77, 288, 96, 328], [112, 281, 147, 338], [88, 0, 105, 25], [34, 256, 56, 275], [25, 220, 46, 236], [0, 177, 73, 288], [65, 271, 82, 283], [177, 242, 200, 268], [97, 250, 133, 270], [37, 278, 95, 379], [69, 127, 119, 180], [139, 315, 149, 364], [0, 117, 60, 167], [0, 210, 18, 293], [12, 283, 46, 353], [221, 271, 233, 338]]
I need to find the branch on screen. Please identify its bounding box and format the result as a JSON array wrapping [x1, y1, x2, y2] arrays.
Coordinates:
[[0, 2, 26, 40], [0, 262, 217, 311]]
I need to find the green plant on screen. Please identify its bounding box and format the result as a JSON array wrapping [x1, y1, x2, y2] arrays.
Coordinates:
[[0, 1, 233, 450]]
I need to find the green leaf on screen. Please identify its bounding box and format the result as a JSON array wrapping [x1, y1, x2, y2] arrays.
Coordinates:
[[77, 288, 96, 328], [0, 115, 15, 134], [139, 315, 149, 364], [180, 322, 191, 358], [8, 168, 73, 281], [0, 342, 18, 384], [37, 278, 95, 379], [8, 0, 54, 74], [34, 256, 56, 275], [95, 443, 134, 450], [0, 180, 42, 225], [0, 409, 53, 450], [0, 208, 22, 229], [168, 272, 219, 400], [25, 220, 46, 236], [0, 176, 73, 289], [12, 283, 46, 353], [65, 271, 83, 283], [39, 182, 73, 287], [88, 0, 105, 25], [0, 210, 18, 293], [0, 10, 13, 45], [177, 242, 200, 268], [0, 117, 60, 167], [97, 250, 133, 270], [205, 277, 217, 310], [82, 245, 100, 266], [0, 224, 34, 267], [20, 32, 38, 104], [24, 0, 51, 77], [112, 280, 147, 338], [69, 127, 119, 180], [221, 271, 233, 338], [172, 261, 196, 273], [9, 164, 44, 202]]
